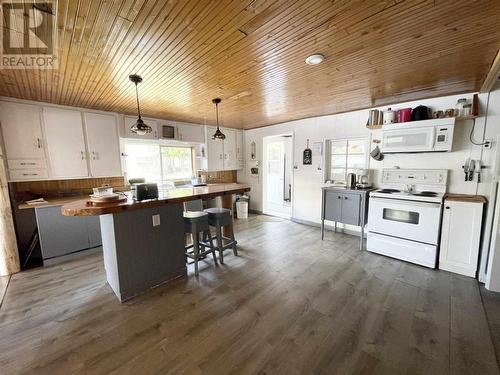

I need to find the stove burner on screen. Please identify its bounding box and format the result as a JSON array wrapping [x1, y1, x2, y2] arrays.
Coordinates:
[[378, 189, 401, 194], [412, 191, 438, 197]]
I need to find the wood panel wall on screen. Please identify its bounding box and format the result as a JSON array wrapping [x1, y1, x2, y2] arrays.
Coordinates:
[[11, 177, 126, 201], [197, 170, 237, 184]]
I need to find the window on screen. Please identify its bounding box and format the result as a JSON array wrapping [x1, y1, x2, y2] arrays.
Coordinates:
[[123, 143, 162, 183], [326, 138, 368, 184], [123, 142, 194, 183], [160, 146, 194, 180]]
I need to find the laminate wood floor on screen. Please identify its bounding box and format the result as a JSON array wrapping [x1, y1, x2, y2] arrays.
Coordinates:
[[1, 215, 499, 375]]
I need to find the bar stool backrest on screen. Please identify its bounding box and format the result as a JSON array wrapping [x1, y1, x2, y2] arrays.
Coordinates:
[[184, 199, 203, 212]]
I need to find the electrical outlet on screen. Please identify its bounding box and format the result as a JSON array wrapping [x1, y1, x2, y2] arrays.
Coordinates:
[[152, 214, 160, 227], [483, 139, 493, 149]]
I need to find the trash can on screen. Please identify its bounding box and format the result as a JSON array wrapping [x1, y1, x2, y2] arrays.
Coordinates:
[[236, 201, 248, 219], [235, 195, 249, 219]]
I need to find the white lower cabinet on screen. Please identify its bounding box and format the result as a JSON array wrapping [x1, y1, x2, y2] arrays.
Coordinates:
[[439, 199, 484, 277]]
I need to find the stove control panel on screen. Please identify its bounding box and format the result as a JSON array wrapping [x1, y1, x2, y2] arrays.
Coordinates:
[[382, 169, 448, 186]]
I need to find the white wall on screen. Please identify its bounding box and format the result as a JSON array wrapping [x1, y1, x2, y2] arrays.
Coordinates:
[[240, 90, 500, 226]]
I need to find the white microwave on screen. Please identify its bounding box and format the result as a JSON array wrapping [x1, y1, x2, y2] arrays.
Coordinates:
[[381, 118, 455, 153]]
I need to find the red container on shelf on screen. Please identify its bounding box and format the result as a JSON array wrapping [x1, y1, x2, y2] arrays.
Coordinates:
[[397, 108, 412, 123]]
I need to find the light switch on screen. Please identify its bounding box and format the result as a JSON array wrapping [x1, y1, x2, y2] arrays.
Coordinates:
[[152, 214, 160, 227]]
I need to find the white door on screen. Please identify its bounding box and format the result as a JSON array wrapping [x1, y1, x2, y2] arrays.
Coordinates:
[[223, 128, 237, 170], [0, 102, 45, 159], [266, 140, 285, 205], [123, 116, 158, 139], [84, 112, 122, 177], [206, 127, 224, 171], [177, 123, 204, 143], [43, 107, 89, 178]]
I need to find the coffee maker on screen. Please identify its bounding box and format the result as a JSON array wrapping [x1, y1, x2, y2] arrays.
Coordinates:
[[356, 169, 372, 188]]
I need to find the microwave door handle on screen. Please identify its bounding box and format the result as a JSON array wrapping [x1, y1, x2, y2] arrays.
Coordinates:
[[428, 127, 437, 150]]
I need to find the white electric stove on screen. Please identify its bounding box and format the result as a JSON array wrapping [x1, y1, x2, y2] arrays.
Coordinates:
[[367, 169, 448, 268]]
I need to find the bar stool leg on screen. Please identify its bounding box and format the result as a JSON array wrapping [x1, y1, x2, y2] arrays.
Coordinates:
[[230, 228, 238, 256], [215, 225, 224, 264], [207, 230, 218, 265], [192, 230, 200, 276]]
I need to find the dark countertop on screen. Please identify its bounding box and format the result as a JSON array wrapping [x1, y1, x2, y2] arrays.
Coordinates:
[[322, 185, 376, 193], [61, 183, 251, 216]]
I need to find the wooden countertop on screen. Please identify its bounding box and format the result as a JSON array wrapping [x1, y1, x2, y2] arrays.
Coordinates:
[[61, 183, 251, 216], [18, 195, 89, 210], [444, 193, 487, 204]]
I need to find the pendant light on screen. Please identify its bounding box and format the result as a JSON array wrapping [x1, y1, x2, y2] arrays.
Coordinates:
[[211, 98, 225, 140], [129, 74, 152, 136]]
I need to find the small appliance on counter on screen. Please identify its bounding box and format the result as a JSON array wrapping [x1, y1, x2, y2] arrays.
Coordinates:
[[356, 169, 372, 188], [346, 172, 357, 188], [134, 183, 159, 201]]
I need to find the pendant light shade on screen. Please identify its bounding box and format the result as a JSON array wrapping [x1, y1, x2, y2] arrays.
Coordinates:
[[211, 98, 225, 140], [129, 74, 152, 136]]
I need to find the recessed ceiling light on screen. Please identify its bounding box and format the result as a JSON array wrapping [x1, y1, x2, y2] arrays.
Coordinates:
[[305, 54, 325, 65]]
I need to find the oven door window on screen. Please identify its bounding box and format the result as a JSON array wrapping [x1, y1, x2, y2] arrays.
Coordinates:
[[383, 208, 419, 225]]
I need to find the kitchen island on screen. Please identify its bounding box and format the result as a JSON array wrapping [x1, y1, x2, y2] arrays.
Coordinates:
[[61, 183, 250, 302]]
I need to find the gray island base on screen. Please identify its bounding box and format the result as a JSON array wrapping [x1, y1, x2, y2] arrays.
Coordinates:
[[100, 203, 185, 302]]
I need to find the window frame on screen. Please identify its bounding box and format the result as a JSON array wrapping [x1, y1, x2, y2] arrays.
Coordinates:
[[324, 136, 369, 185]]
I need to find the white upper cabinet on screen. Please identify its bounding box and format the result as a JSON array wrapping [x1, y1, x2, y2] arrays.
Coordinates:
[[43, 107, 89, 178], [236, 130, 244, 169], [223, 128, 237, 170], [84, 112, 122, 177], [205, 127, 242, 171], [0, 102, 45, 160], [206, 127, 224, 171], [177, 122, 205, 143], [123, 115, 158, 139]]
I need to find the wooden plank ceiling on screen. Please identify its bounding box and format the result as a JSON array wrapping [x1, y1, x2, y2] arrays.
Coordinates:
[[1, 0, 500, 129]]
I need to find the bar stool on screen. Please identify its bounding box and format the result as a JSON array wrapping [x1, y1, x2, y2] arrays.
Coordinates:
[[204, 207, 237, 264], [183, 210, 217, 276], [184, 200, 238, 264]]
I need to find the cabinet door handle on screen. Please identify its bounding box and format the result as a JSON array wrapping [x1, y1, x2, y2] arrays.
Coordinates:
[[337, 196, 342, 199], [37, 138, 41, 148], [220, 154, 223, 159], [91, 151, 97, 160], [81, 151, 86, 160], [344, 196, 348, 200], [445, 206, 450, 209]]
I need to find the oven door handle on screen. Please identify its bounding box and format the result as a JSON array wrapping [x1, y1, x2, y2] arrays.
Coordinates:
[[370, 197, 441, 209]]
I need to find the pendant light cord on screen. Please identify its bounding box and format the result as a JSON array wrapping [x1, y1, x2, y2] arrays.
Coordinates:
[[216, 102, 220, 130], [134, 83, 141, 119]]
